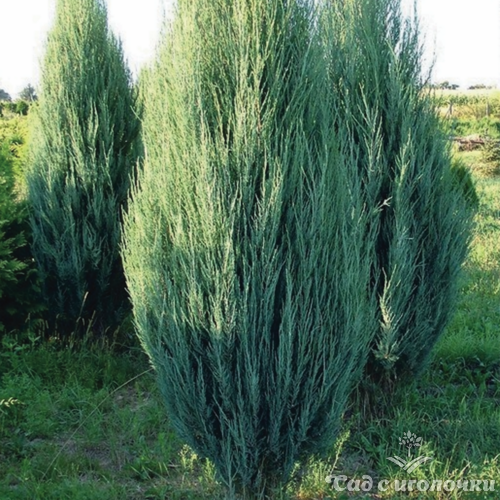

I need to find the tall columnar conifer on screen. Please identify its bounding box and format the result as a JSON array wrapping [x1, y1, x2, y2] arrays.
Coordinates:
[[28, 0, 140, 335], [123, 0, 376, 496], [322, 0, 473, 381]]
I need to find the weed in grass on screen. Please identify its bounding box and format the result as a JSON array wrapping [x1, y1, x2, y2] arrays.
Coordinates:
[[454, 149, 496, 178]]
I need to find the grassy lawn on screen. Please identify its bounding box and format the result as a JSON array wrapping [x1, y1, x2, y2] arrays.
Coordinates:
[[1, 154, 499, 499]]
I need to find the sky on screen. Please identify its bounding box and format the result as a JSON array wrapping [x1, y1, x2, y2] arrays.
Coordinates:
[[0, 0, 499, 98]]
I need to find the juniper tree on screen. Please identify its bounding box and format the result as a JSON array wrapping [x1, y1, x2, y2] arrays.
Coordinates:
[[322, 0, 473, 381], [123, 0, 376, 496], [27, 0, 140, 336]]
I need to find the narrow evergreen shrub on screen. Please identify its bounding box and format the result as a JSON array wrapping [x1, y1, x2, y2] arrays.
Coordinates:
[[15, 100, 29, 117], [450, 157, 478, 209], [123, 0, 375, 496], [322, 0, 474, 381], [481, 138, 500, 174], [27, 0, 140, 336]]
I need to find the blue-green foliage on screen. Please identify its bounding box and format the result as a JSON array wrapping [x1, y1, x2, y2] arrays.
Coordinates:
[[323, 0, 474, 381], [123, 0, 376, 496], [28, 0, 140, 337]]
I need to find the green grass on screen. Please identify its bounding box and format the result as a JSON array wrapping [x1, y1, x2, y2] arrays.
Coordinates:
[[448, 117, 500, 140], [1, 153, 499, 499], [436, 176, 500, 364], [0, 342, 223, 499]]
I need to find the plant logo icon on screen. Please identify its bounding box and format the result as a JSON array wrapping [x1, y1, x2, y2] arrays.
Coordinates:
[[387, 431, 433, 474]]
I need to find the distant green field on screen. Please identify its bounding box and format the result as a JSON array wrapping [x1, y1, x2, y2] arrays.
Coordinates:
[[430, 90, 500, 139]]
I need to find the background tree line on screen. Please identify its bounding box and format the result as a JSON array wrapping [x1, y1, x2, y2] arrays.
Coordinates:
[[0, 84, 37, 117]]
